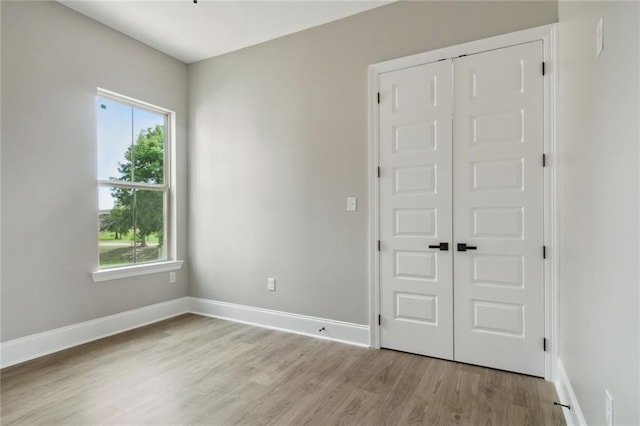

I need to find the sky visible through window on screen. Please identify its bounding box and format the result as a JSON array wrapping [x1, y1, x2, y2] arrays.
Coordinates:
[[97, 97, 164, 211]]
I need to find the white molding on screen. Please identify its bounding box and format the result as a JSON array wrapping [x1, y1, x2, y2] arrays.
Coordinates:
[[555, 358, 587, 426], [97, 88, 174, 115], [368, 24, 559, 381], [189, 297, 370, 348], [542, 24, 560, 383], [0, 297, 368, 369], [92, 260, 183, 283], [0, 297, 189, 368], [368, 64, 381, 350], [371, 24, 558, 74]]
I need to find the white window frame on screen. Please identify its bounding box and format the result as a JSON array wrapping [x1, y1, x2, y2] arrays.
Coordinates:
[[92, 88, 182, 282]]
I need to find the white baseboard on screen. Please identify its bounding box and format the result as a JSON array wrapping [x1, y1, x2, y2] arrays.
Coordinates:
[[1, 297, 189, 369], [189, 297, 370, 348], [1, 296, 370, 369], [555, 357, 587, 426]]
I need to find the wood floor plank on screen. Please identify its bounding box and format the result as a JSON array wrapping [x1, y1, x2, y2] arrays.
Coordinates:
[[0, 314, 565, 425]]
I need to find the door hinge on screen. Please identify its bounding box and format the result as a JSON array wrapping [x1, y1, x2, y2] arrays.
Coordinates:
[[377, 92, 380, 104], [377, 240, 381, 251], [543, 338, 548, 351], [542, 61, 546, 76], [543, 153, 547, 167], [378, 315, 381, 326], [377, 166, 380, 178], [543, 245, 547, 259]]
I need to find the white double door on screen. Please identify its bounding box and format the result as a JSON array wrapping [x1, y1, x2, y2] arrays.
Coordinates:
[[378, 42, 545, 376]]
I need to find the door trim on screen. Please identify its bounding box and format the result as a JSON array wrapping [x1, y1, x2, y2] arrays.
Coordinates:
[[367, 23, 559, 381]]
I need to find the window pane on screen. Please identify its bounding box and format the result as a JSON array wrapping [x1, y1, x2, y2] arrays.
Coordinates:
[[97, 97, 133, 182], [97, 96, 165, 185], [133, 108, 165, 185], [133, 189, 166, 263], [99, 186, 135, 268]]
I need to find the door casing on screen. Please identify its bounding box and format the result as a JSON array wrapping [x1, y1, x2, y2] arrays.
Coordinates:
[[367, 24, 559, 381]]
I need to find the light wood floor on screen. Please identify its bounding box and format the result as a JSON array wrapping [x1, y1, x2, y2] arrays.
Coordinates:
[[1, 314, 565, 425]]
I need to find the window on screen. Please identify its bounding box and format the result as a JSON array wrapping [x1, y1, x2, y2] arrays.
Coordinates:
[[94, 89, 180, 280]]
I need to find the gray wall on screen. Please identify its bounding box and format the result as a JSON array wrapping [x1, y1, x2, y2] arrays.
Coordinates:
[[188, 1, 558, 324], [1, 1, 189, 341], [558, 2, 640, 425]]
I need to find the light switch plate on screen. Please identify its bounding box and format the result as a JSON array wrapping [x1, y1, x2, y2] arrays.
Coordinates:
[[596, 16, 604, 57], [347, 197, 357, 212], [267, 277, 276, 292]]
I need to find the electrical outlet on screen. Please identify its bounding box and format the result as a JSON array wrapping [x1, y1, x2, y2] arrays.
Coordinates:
[[169, 272, 176, 283], [605, 389, 614, 426], [267, 277, 276, 292]]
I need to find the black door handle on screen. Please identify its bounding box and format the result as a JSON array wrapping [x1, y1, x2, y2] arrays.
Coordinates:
[[457, 243, 477, 252], [428, 242, 449, 251]]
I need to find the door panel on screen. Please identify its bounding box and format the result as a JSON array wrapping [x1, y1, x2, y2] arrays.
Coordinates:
[[453, 41, 545, 376], [379, 60, 453, 359], [377, 41, 545, 376]]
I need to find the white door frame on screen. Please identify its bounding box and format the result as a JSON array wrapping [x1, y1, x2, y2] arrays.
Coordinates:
[[367, 23, 559, 381]]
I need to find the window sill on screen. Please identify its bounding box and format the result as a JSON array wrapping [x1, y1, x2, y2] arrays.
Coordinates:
[[92, 260, 184, 283]]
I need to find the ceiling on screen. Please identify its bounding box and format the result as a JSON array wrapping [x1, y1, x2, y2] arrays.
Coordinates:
[[59, 1, 391, 64]]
